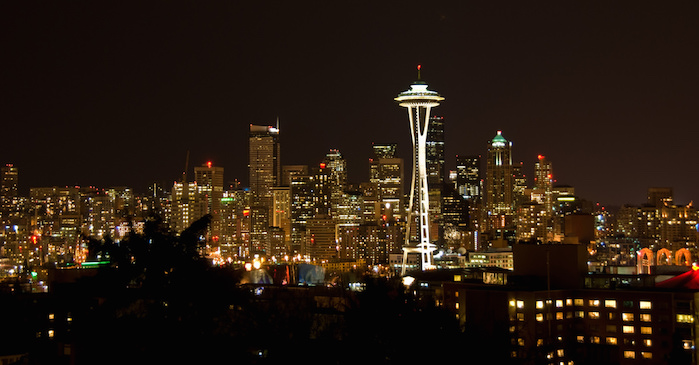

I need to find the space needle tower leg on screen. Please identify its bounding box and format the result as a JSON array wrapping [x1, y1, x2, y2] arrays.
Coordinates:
[[395, 65, 444, 273]]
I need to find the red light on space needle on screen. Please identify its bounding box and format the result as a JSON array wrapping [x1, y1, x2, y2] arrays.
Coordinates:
[[417, 64, 421, 71], [207, 161, 212, 168], [538, 155, 544, 160], [320, 163, 326, 169]]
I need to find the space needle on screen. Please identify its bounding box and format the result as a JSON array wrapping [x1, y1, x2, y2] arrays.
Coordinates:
[[395, 65, 444, 275]]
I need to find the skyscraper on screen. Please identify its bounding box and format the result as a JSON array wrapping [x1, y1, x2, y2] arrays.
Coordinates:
[[0, 164, 19, 226], [426, 116, 445, 186], [369, 144, 404, 222], [194, 161, 224, 242], [455, 155, 481, 201], [395, 66, 444, 272], [248, 124, 281, 255], [534, 155, 554, 216], [249, 124, 281, 207], [485, 131, 514, 232]]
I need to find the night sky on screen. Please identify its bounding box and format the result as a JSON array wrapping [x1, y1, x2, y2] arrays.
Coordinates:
[[2, 1, 698, 207]]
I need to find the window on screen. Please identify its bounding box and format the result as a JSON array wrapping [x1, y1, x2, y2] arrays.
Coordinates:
[[536, 300, 544, 309], [516, 300, 525, 309], [575, 311, 584, 318], [640, 326, 652, 335], [509, 300, 516, 307], [537, 338, 544, 347], [517, 313, 525, 321], [677, 314, 694, 323], [574, 298, 584, 306], [556, 312, 564, 320], [640, 313, 651, 322], [622, 313, 634, 321], [624, 351, 636, 359], [606, 337, 618, 345], [557, 349, 564, 357], [683, 340, 693, 350], [623, 300, 634, 308], [641, 352, 652, 359], [605, 299, 617, 308], [536, 313, 544, 322], [623, 325, 635, 334], [589, 311, 600, 319], [643, 339, 652, 347], [576, 335, 585, 343], [591, 336, 600, 344], [589, 299, 600, 307], [566, 299, 573, 306], [606, 325, 617, 333], [556, 300, 564, 308], [639, 301, 652, 310]]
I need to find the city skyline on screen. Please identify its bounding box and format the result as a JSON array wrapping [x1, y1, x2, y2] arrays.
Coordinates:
[[2, 2, 698, 207]]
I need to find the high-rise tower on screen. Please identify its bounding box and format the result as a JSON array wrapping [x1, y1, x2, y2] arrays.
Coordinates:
[[248, 124, 281, 255], [249, 124, 281, 207], [395, 66, 444, 273], [194, 161, 224, 242], [485, 131, 514, 231]]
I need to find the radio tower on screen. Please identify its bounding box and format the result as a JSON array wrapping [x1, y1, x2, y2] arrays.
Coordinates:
[[395, 65, 444, 274]]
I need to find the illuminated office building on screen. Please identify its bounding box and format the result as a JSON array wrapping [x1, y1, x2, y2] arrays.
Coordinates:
[[249, 124, 281, 254], [194, 162, 224, 242], [485, 131, 514, 231]]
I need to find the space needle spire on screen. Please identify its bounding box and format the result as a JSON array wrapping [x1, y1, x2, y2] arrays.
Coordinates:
[[395, 65, 444, 274]]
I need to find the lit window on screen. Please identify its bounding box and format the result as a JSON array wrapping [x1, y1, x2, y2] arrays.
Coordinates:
[[643, 339, 652, 347], [623, 325, 635, 334], [517, 300, 525, 309], [605, 300, 617, 308], [589, 311, 600, 319], [537, 300, 544, 309], [556, 312, 564, 320], [589, 299, 600, 307], [556, 300, 564, 308], [677, 314, 694, 323], [682, 340, 693, 349], [639, 301, 652, 310], [48, 330, 54, 338], [536, 313, 544, 322], [509, 325, 516, 333], [641, 352, 652, 359], [624, 351, 636, 359], [537, 338, 544, 347], [576, 335, 585, 343], [509, 300, 516, 307], [606, 337, 617, 345], [640, 327, 652, 334], [622, 313, 634, 321], [518, 338, 525, 346], [566, 299, 573, 306], [574, 298, 584, 306], [591, 336, 600, 344], [557, 349, 564, 357], [640, 313, 651, 322], [48, 313, 54, 320], [575, 311, 584, 318], [455, 303, 459, 310], [517, 313, 525, 321]]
